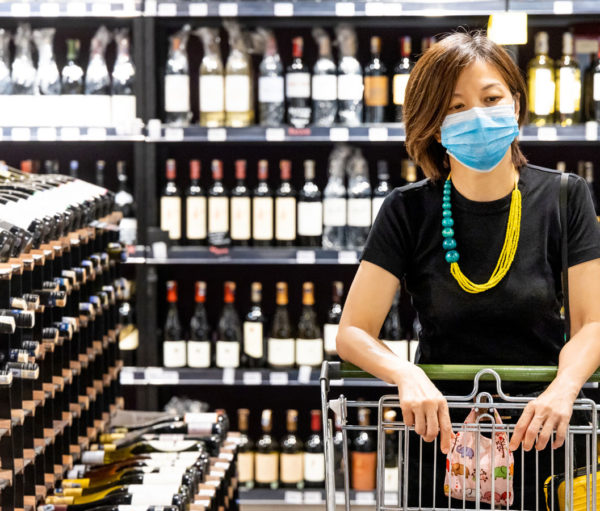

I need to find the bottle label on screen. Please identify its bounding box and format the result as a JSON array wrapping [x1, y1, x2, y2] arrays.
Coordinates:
[[409, 340, 418, 363], [184, 412, 218, 423], [226, 75, 251, 113], [295, 338, 324, 366], [532, 68, 555, 115], [259, 76, 285, 103], [142, 472, 186, 484], [323, 198, 347, 227], [372, 197, 385, 225], [304, 452, 325, 482], [163, 340, 186, 367], [286, 72, 311, 98], [393, 74, 410, 106], [267, 337, 295, 366], [384, 466, 399, 492], [165, 74, 190, 113], [324, 323, 339, 355], [160, 196, 182, 240], [337, 74, 364, 101], [275, 196, 297, 241], [187, 422, 214, 436], [594, 73, 600, 102], [312, 75, 337, 101], [130, 492, 178, 506], [280, 452, 304, 483], [243, 321, 263, 359], [558, 67, 580, 115], [351, 451, 377, 491], [238, 451, 255, 483], [230, 196, 251, 240], [200, 75, 225, 113], [187, 340, 211, 368], [348, 198, 371, 227], [80, 450, 105, 465], [208, 196, 229, 234], [297, 201, 323, 236], [364, 76, 389, 107], [382, 339, 409, 362], [255, 452, 279, 483], [252, 196, 274, 240], [216, 340, 240, 368], [146, 439, 197, 452], [186, 196, 207, 240]]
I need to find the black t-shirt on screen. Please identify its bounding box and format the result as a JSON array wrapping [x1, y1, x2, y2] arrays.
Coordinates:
[[361, 164, 600, 376]]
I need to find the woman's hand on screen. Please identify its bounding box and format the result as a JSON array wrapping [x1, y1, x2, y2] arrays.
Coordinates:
[[393, 362, 454, 454], [509, 386, 575, 452]]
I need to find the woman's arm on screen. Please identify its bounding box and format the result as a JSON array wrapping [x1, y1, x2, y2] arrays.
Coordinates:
[[337, 260, 453, 453], [510, 258, 600, 452]]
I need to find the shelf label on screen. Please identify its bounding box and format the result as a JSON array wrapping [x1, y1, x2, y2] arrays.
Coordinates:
[[553, 1, 573, 14], [304, 491, 323, 504], [270, 372, 289, 385], [40, 2, 61, 16], [365, 2, 402, 15], [145, 367, 179, 385], [585, 121, 598, 141], [144, 0, 157, 15], [296, 250, 316, 264], [242, 371, 262, 385], [218, 2, 238, 16], [66, 2, 86, 16], [208, 128, 227, 141], [157, 2, 177, 16], [355, 491, 376, 505], [329, 127, 349, 141], [165, 127, 184, 141], [91, 2, 111, 15], [265, 128, 285, 141], [87, 127, 107, 140], [284, 491, 303, 504], [60, 127, 81, 140], [274, 2, 294, 16], [537, 127, 557, 141], [147, 118, 162, 139], [119, 370, 135, 385], [335, 491, 346, 505], [151, 242, 168, 259], [37, 127, 57, 141], [11, 127, 31, 141], [11, 3, 31, 16], [298, 365, 312, 384], [335, 2, 355, 16], [369, 127, 388, 141], [222, 367, 235, 385], [188, 2, 208, 15], [338, 250, 358, 264]]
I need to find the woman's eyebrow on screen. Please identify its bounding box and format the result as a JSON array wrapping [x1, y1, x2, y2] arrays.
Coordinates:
[[481, 82, 503, 91]]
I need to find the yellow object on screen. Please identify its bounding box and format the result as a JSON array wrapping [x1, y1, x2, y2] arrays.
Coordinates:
[[487, 13, 528, 46], [544, 467, 600, 511], [447, 172, 522, 293]]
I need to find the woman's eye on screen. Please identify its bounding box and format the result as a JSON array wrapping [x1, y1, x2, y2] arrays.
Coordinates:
[[486, 96, 500, 103], [450, 104, 464, 111]]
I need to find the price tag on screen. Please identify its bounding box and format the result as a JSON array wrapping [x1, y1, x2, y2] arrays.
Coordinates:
[[585, 121, 598, 141], [384, 492, 398, 505], [165, 127, 184, 141], [338, 250, 358, 264], [91, 2, 111, 15], [60, 127, 81, 140], [270, 372, 289, 385], [147, 118, 162, 139], [144, 367, 163, 383], [222, 367, 235, 385], [66, 2, 87, 16], [37, 127, 57, 141], [242, 371, 262, 385], [365, 1, 402, 15], [335, 491, 346, 504], [87, 127, 107, 140], [208, 128, 227, 141], [274, 2, 293, 16], [151, 242, 168, 259], [11, 128, 31, 141], [121, 0, 137, 14], [355, 491, 376, 505], [284, 491, 303, 504], [369, 127, 388, 141], [119, 370, 134, 385], [296, 250, 316, 264], [143, 368, 179, 384], [157, 2, 177, 15], [335, 2, 355, 16], [298, 365, 312, 384], [553, 0, 573, 14], [329, 127, 349, 141], [304, 491, 323, 504], [144, 0, 157, 15], [537, 127, 557, 141], [188, 2, 208, 15], [11, 3, 31, 16], [265, 128, 285, 141], [218, 2, 238, 16], [40, 2, 61, 16]]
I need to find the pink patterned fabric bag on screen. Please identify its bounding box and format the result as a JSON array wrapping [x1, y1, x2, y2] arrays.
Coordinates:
[[444, 409, 514, 507]]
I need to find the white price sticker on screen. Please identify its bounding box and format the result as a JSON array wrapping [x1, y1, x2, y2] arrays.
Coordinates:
[[537, 127, 557, 141], [355, 492, 376, 505], [553, 1, 573, 14], [119, 370, 135, 385], [338, 250, 358, 264], [91, 3, 111, 15], [60, 127, 81, 140], [274, 2, 293, 15], [585, 121, 598, 141], [298, 365, 312, 384], [296, 250, 316, 264], [188, 2, 208, 15], [66, 2, 86, 16], [304, 491, 323, 504], [218, 2, 238, 16], [144, 0, 157, 15], [87, 127, 107, 140], [37, 127, 57, 141], [165, 127, 184, 141], [365, 2, 402, 15], [157, 2, 177, 15], [270, 372, 289, 385], [265, 128, 285, 141], [242, 372, 262, 385], [335, 2, 355, 16], [208, 128, 227, 141], [144, 367, 178, 384], [335, 491, 346, 505], [368, 127, 388, 141], [222, 367, 235, 385], [11, 3, 31, 16], [40, 3, 61, 16], [329, 127, 349, 141], [11, 128, 31, 141], [284, 491, 303, 504]]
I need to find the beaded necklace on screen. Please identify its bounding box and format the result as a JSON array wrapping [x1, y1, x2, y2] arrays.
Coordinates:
[[441, 171, 522, 293]]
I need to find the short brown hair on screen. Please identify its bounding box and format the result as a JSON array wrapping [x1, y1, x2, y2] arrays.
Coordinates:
[[404, 31, 528, 181]]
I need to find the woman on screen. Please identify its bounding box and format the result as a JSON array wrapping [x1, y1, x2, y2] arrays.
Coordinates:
[[336, 31, 600, 504]]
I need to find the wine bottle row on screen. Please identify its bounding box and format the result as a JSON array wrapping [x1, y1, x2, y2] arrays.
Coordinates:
[[165, 22, 600, 128], [162, 279, 416, 370], [0, 164, 128, 510], [159, 148, 417, 249]]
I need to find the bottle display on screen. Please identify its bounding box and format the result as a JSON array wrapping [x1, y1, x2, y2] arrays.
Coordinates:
[[62, 38, 84, 94], [304, 409, 325, 488], [242, 282, 267, 368], [163, 281, 186, 368], [238, 408, 255, 489], [188, 281, 212, 368], [252, 159, 274, 246], [351, 407, 376, 491], [112, 28, 136, 96], [275, 159, 297, 246], [215, 281, 242, 369], [280, 409, 304, 489], [268, 282, 295, 368], [364, 36, 388, 123], [286, 36, 312, 128], [185, 159, 207, 245], [528, 31, 555, 126], [230, 159, 251, 246], [555, 32, 581, 126], [115, 160, 137, 245], [85, 26, 112, 95], [165, 25, 191, 127], [208, 159, 230, 247], [372, 160, 391, 224], [393, 36, 413, 123], [12, 23, 36, 94], [255, 409, 279, 489], [224, 21, 254, 127], [257, 28, 285, 127], [324, 281, 344, 360], [297, 160, 323, 247], [312, 28, 338, 127], [346, 150, 372, 249], [33, 28, 61, 95], [295, 282, 324, 368], [336, 25, 363, 126], [323, 145, 350, 249], [197, 27, 225, 127], [160, 159, 182, 241]]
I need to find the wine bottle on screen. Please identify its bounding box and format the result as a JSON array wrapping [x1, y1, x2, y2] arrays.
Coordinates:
[[242, 282, 266, 368], [275, 160, 297, 247], [555, 32, 581, 127], [351, 407, 376, 491], [95, 159, 106, 187], [197, 27, 225, 128], [237, 408, 255, 489], [304, 409, 325, 488], [591, 49, 600, 122], [207, 159, 230, 248], [268, 282, 295, 369], [224, 21, 254, 127], [33, 28, 61, 95], [380, 289, 408, 362], [258, 28, 285, 127], [295, 282, 323, 368], [188, 281, 212, 369], [163, 281, 186, 368], [402, 158, 418, 185], [185, 159, 207, 246], [252, 160, 274, 246], [383, 409, 398, 492], [112, 28, 136, 97], [286, 37, 312, 128], [215, 281, 241, 369], [333, 412, 346, 488], [165, 25, 191, 127], [255, 409, 279, 489], [323, 145, 350, 250], [230, 159, 251, 247], [85, 26, 111, 95], [372, 160, 391, 224], [280, 409, 304, 489], [336, 25, 363, 126], [297, 160, 323, 247], [393, 36, 413, 123], [62, 39, 84, 94], [364, 36, 388, 124], [346, 150, 371, 249], [160, 159, 182, 242], [114, 161, 137, 246], [324, 281, 343, 361], [528, 32, 555, 127], [69, 159, 79, 178], [44, 487, 188, 510], [0, 30, 11, 94], [11, 23, 36, 95], [312, 28, 338, 127]]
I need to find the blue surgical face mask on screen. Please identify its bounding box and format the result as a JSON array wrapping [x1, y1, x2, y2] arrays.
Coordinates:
[[440, 103, 520, 173]]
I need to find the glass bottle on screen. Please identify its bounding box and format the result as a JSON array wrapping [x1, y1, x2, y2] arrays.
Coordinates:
[[11, 23, 36, 95], [583, 162, 599, 216], [258, 28, 285, 127], [112, 28, 136, 96], [163, 281, 186, 368], [95, 159, 106, 186], [62, 39, 84, 94], [215, 281, 241, 369], [346, 150, 371, 249], [33, 28, 61, 95], [160, 159, 182, 242], [304, 409, 325, 488], [555, 32, 581, 126], [364, 36, 388, 124], [197, 27, 225, 128], [351, 407, 376, 491], [224, 21, 254, 127], [280, 409, 304, 489], [312, 28, 337, 127], [165, 25, 191, 127], [268, 282, 295, 369], [380, 289, 407, 362], [252, 160, 274, 246], [286, 37, 312, 128], [383, 409, 398, 492], [528, 32, 555, 126], [85, 26, 112, 95], [591, 49, 600, 122], [207, 159, 230, 248], [237, 408, 255, 489], [255, 409, 279, 489], [297, 160, 323, 247], [185, 159, 207, 246], [324, 281, 343, 361], [188, 281, 212, 369], [323, 145, 350, 249], [242, 282, 267, 368], [393, 36, 413, 123], [333, 413, 346, 488], [336, 24, 363, 126], [230, 159, 250, 246], [372, 160, 391, 224], [275, 159, 297, 247], [115, 161, 137, 246], [295, 282, 323, 368], [0, 30, 11, 94]]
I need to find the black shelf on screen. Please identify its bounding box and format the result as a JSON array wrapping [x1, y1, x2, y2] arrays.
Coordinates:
[[0, 1, 142, 18], [0, 127, 144, 143]]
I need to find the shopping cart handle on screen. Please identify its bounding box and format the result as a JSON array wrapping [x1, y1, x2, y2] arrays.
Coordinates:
[[332, 362, 600, 383]]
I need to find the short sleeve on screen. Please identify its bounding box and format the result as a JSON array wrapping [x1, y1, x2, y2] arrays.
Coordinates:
[[359, 189, 412, 280], [566, 174, 600, 267]]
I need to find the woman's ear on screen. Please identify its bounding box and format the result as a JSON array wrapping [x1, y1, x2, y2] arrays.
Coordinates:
[[435, 131, 441, 143], [514, 92, 521, 120]]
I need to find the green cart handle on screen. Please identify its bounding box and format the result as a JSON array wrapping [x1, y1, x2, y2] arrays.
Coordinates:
[[324, 361, 600, 383]]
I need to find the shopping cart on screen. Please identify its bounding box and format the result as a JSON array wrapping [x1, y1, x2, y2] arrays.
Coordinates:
[[320, 361, 600, 511]]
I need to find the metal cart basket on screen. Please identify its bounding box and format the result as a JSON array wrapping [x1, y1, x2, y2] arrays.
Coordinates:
[[320, 361, 600, 511]]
